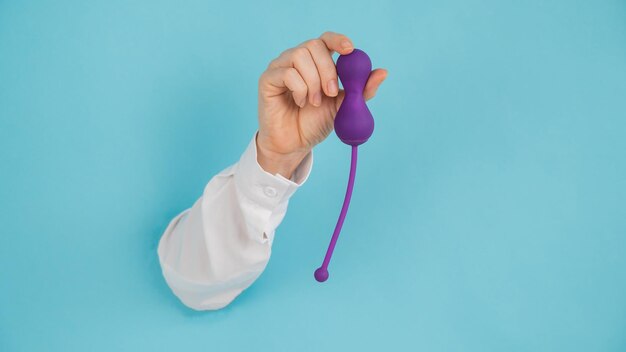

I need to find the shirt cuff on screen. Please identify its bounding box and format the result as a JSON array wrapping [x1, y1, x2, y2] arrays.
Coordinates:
[[233, 131, 313, 210]]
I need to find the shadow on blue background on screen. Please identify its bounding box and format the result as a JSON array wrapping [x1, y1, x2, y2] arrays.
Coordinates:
[[1, 0, 625, 351]]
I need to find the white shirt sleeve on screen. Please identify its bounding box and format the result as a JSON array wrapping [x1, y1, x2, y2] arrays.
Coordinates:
[[157, 130, 313, 310]]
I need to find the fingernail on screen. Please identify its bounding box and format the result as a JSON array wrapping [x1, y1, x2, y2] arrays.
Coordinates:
[[341, 40, 353, 50], [313, 92, 322, 107], [328, 80, 338, 96]]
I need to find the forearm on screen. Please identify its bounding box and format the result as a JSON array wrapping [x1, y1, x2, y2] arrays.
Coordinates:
[[157, 188, 269, 310], [157, 131, 313, 310]]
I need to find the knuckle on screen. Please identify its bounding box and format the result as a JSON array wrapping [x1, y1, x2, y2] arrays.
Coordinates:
[[285, 68, 300, 82], [292, 47, 309, 60], [275, 49, 290, 62], [279, 47, 291, 56], [306, 38, 325, 50], [258, 70, 269, 82], [285, 67, 297, 76], [268, 53, 285, 69], [320, 31, 334, 39]]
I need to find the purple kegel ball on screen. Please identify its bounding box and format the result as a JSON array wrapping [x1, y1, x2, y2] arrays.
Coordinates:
[[334, 49, 375, 146]]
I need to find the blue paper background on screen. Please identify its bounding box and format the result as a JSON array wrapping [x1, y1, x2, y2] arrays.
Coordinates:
[[1, 0, 625, 351]]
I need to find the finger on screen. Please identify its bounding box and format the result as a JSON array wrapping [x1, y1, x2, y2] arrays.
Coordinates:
[[363, 68, 388, 100], [319, 31, 354, 55], [300, 39, 339, 97], [260, 67, 308, 108], [270, 47, 323, 107]]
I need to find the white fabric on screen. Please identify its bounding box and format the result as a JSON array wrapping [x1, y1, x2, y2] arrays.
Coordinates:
[[157, 131, 313, 310]]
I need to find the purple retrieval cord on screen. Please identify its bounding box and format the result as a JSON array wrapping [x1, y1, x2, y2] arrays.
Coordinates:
[[314, 49, 375, 282], [314, 146, 358, 282]]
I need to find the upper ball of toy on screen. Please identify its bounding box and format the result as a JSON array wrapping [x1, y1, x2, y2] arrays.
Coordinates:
[[336, 49, 372, 93]]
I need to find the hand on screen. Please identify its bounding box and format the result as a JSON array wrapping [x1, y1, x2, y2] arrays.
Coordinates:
[[257, 31, 387, 179]]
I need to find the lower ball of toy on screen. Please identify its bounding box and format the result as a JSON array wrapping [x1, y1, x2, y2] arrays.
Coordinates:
[[314, 267, 329, 282]]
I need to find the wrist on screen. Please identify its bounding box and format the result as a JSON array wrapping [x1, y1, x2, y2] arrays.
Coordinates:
[[256, 135, 309, 180]]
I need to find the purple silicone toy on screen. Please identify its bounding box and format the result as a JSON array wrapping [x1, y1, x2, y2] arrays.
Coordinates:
[[314, 49, 374, 282]]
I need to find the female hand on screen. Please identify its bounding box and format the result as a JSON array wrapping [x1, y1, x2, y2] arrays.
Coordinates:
[[257, 31, 387, 178]]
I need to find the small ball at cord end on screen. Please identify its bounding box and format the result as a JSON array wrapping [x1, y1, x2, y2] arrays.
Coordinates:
[[314, 267, 329, 282]]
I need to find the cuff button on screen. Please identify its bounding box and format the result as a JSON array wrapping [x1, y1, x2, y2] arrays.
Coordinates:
[[263, 186, 278, 198]]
